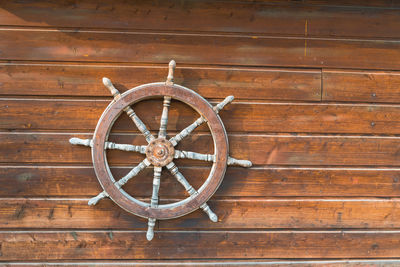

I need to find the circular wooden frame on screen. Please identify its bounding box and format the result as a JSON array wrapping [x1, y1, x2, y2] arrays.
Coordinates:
[[92, 82, 228, 220]]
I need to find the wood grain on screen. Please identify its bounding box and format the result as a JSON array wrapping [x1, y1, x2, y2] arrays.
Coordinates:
[[1, 1, 400, 39], [4, 259, 400, 266], [4, 99, 400, 134], [1, 230, 400, 259], [0, 28, 400, 70], [0, 62, 321, 100], [2, 198, 400, 230], [323, 69, 400, 103], [3, 133, 400, 166], [2, 0, 400, 262], [163, 198, 400, 229], [2, 166, 400, 198], [305, 0, 400, 8], [0, 199, 147, 229]]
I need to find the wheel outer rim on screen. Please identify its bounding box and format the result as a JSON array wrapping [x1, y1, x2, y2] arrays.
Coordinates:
[[92, 83, 228, 220]]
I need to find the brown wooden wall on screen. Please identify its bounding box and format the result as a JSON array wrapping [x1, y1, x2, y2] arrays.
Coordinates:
[[1, 0, 400, 265]]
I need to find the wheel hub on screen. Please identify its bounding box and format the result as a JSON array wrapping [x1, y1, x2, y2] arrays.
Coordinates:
[[145, 138, 175, 167]]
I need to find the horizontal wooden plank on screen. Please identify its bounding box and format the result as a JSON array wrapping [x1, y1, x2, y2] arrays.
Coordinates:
[[303, 5, 400, 39], [3, 166, 400, 198], [3, 198, 400, 230], [4, 99, 400, 134], [0, 1, 308, 35], [0, 199, 147, 230], [0, 29, 400, 70], [2, 133, 400, 166], [5, 259, 400, 266], [323, 69, 400, 103], [305, 0, 400, 8], [163, 198, 400, 229], [0, 62, 321, 100], [1, 230, 399, 259], [1, 1, 400, 39]]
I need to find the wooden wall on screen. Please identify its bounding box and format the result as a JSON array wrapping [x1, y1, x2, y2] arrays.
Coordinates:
[[1, 0, 400, 265]]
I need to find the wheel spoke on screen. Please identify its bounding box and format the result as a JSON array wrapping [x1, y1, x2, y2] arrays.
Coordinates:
[[166, 162, 218, 222], [115, 159, 151, 188], [166, 60, 176, 86], [124, 107, 155, 143], [146, 218, 156, 241], [174, 150, 214, 162], [158, 96, 171, 139], [169, 117, 205, 147], [69, 137, 147, 154], [174, 149, 252, 168], [169, 95, 234, 146], [69, 137, 93, 147], [150, 166, 162, 207], [88, 158, 150, 206], [104, 142, 147, 154], [103, 77, 155, 143], [146, 61, 176, 241], [227, 156, 252, 168], [147, 166, 162, 241]]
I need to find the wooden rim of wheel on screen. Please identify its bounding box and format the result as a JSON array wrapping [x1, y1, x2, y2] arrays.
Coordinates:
[[92, 83, 228, 219]]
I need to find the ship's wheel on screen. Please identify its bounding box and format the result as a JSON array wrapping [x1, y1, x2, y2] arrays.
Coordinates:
[[69, 60, 252, 240]]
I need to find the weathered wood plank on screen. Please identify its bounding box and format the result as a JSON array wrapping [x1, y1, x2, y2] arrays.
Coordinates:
[[305, 0, 400, 8], [2, 0, 400, 264], [2, 198, 400, 229], [0, 1, 308, 35], [2, 133, 400, 166], [4, 99, 400, 134], [323, 69, 400, 103], [5, 259, 400, 266], [0, 29, 400, 70], [162, 198, 400, 229], [0, 199, 147, 229], [1, 230, 399, 259], [2, 166, 400, 197], [0, 63, 321, 100], [1, 1, 400, 39]]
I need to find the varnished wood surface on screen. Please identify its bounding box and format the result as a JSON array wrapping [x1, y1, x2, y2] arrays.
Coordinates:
[[0, 63, 321, 100], [3, 99, 400, 134], [5, 259, 400, 266], [1, 230, 400, 260], [2, 198, 400, 230], [5, 63, 400, 104], [1, 0, 400, 39], [4, 259, 400, 266], [1, 0, 399, 263], [0, 28, 399, 70], [3, 133, 400, 166], [3, 166, 400, 197], [323, 69, 400, 103]]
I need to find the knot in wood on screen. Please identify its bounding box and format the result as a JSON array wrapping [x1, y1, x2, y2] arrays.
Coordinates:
[[145, 138, 175, 167]]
